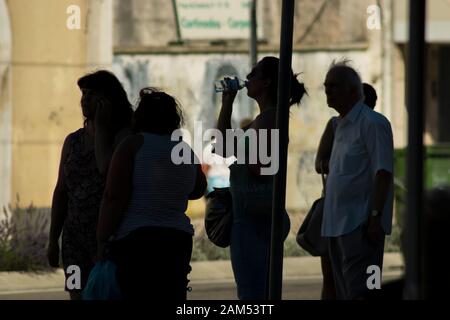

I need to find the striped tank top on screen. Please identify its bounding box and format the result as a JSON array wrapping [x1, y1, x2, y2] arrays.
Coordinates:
[[115, 133, 197, 239]]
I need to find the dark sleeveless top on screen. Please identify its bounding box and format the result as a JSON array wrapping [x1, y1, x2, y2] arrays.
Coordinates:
[[62, 128, 105, 260]]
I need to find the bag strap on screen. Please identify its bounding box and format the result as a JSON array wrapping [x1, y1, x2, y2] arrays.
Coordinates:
[[320, 161, 327, 197]]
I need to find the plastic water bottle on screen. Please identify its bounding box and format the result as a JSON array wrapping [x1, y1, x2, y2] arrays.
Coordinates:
[[214, 77, 247, 92]]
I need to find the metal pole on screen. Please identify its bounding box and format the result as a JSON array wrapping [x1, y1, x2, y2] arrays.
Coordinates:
[[250, 0, 258, 68], [404, 0, 426, 300], [171, 0, 182, 43], [249, 0, 258, 116], [268, 0, 295, 300]]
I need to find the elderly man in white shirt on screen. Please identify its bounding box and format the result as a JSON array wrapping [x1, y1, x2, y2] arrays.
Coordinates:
[[322, 61, 394, 300]]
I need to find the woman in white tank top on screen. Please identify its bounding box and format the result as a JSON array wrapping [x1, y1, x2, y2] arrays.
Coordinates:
[[96, 88, 206, 300]]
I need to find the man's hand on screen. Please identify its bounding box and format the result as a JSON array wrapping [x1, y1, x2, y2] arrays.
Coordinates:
[[367, 215, 383, 245], [47, 241, 60, 268]]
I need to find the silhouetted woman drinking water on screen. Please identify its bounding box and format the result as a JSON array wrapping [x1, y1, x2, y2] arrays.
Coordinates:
[[216, 56, 306, 299]]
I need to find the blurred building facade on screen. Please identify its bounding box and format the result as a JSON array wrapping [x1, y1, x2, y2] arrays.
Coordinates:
[[0, 0, 113, 210], [0, 0, 449, 213], [393, 0, 450, 144]]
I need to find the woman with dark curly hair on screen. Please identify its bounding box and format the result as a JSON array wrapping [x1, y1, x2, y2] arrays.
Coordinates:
[[47, 70, 133, 300], [77, 70, 134, 175], [96, 88, 206, 300]]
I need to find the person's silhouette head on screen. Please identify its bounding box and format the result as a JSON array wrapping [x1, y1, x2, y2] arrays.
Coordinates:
[[246, 56, 306, 108], [133, 87, 184, 135], [363, 83, 377, 109], [324, 60, 363, 115], [77, 70, 132, 130]]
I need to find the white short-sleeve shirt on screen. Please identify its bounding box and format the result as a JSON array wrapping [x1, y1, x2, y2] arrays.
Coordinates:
[[322, 101, 394, 237]]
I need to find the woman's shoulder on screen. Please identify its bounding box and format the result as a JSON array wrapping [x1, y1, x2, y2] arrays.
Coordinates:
[[115, 126, 133, 139], [67, 127, 84, 138], [113, 126, 133, 148], [63, 128, 84, 148], [117, 133, 144, 151], [253, 111, 276, 130]]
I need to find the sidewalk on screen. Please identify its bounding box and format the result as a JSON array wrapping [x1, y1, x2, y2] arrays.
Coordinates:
[[189, 252, 404, 283], [0, 253, 403, 294]]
